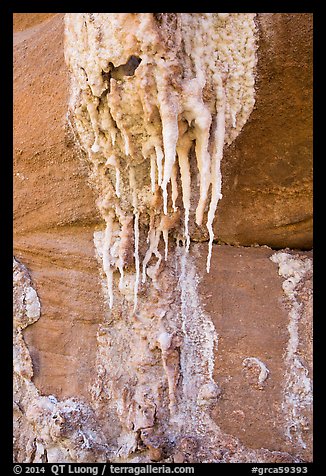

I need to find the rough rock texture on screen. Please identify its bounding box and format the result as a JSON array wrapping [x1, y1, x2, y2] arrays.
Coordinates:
[[13, 247, 312, 463], [216, 13, 313, 249], [14, 14, 104, 399], [14, 14, 312, 250], [13, 258, 109, 463], [13, 13, 57, 32], [64, 12, 259, 303], [202, 246, 313, 462], [13, 13, 313, 463]]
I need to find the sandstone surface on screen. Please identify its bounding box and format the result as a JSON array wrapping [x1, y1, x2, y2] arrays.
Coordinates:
[[13, 13, 313, 463]]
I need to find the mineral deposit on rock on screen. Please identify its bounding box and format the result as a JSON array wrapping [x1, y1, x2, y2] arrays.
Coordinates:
[[13, 13, 312, 463]]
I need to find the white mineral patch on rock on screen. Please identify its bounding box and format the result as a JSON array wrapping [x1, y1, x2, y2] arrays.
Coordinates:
[[13, 257, 41, 330], [13, 257, 109, 463], [270, 251, 313, 450], [25, 287, 40, 320], [242, 356, 270, 388]]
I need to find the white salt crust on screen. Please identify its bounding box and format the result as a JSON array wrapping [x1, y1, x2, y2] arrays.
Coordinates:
[[14, 257, 108, 463], [270, 252, 313, 450], [65, 13, 257, 309], [242, 357, 270, 388]]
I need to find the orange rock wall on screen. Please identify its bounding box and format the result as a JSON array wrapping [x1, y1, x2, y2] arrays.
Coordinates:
[[13, 13, 313, 463]]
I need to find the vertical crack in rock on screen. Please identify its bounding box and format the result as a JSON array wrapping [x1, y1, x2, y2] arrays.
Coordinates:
[[13, 258, 109, 463], [270, 252, 313, 451]]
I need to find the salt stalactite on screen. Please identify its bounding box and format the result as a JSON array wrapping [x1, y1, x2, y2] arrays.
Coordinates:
[[115, 168, 121, 198], [142, 227, 161, 284], [102, 213, 114, 309], [65, 13, 257, 309], [105, 155, 121, 198], [117, 215, 133, 290], [171, 162, 179, 213], [158, 93, 179, 215], [183, 80, 213, 227], [129, 167, 140, 313], [163, 229, 169, 262], [177, 132, 192, 252], [206, 97, 226, 273], [150, 154, 156, 193], [155, 146, 164, 187]]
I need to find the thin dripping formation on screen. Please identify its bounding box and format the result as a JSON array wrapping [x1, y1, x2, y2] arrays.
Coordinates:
[[64, 13, 257, 310]]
